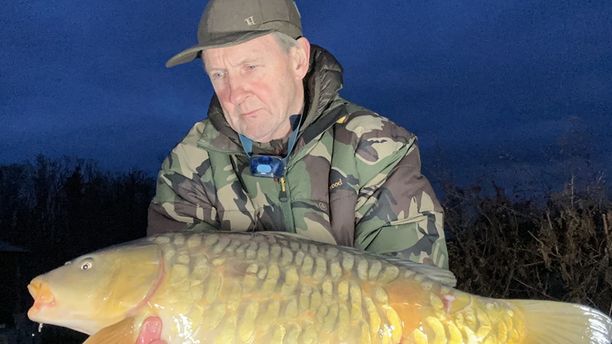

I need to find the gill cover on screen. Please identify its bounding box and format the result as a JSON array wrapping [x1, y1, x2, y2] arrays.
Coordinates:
[[95, 242, 164, 321]]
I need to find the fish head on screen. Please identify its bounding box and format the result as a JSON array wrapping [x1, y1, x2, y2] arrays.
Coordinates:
[[27, 241, 163, 335]]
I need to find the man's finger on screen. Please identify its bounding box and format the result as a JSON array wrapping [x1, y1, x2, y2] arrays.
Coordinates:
[[136, 316, 163, 344]]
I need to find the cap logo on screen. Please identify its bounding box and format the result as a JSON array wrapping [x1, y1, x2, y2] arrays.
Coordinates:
[[244, 16, 256, 26]]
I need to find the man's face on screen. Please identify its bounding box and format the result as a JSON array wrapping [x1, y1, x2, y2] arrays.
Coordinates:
[[202, 34, 309, 143]]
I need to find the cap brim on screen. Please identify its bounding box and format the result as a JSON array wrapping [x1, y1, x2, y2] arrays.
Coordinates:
[[165, 46, 203, 68], [165, 30, 276, 68]]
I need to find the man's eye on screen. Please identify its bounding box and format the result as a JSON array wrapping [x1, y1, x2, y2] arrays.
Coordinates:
[[211, 72, 224, 80], [246, 65, 258, 71]]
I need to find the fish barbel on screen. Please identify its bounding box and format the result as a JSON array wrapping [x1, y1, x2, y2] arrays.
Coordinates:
[[27, 231, 611, 343]]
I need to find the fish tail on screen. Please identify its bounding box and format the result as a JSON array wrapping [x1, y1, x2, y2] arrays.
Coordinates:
[[508, 299, 611, 344]]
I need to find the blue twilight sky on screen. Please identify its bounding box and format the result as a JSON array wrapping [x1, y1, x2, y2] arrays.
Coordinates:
[[1, 0, 611, 190]]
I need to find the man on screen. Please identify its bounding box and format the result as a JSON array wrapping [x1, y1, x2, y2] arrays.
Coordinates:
[[148, 0, 448, 269], [139, 0, 449, 342]]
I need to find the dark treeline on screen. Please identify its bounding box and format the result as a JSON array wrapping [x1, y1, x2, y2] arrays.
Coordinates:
[[1, 155, 154, 254], [443, 177, 611, 316], [0, 155, 610, 343]]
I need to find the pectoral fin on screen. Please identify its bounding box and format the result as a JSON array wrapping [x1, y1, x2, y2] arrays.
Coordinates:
[[83, 317, 137, 344]]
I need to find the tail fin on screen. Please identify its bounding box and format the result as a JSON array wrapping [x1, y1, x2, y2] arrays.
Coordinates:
[[509, 300, 611, 344]]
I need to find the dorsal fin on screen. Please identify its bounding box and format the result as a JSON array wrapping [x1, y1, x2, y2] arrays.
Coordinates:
[[384, 256, 457, 287], [264, 231, 458, 287]]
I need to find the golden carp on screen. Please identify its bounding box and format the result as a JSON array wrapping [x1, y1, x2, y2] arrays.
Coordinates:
[[27, 231, 611, 344]]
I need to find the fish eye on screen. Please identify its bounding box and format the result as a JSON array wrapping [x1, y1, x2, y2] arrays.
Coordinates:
[[80, 258, 93, 271]]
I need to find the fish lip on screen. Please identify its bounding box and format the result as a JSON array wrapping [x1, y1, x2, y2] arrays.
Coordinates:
[[27, 279, 56, 320]]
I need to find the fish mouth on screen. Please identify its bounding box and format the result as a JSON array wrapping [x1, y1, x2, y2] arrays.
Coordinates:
[[27, 278, 56, 320]]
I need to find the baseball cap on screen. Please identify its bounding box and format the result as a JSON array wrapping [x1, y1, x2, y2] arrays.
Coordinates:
[[165, 0, 303, 68]]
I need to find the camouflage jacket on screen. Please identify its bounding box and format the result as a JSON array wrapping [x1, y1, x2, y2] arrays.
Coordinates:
[[148, 45, 449, 269]]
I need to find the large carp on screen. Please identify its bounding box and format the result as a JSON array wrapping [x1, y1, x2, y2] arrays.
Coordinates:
[[27, 231, 611, 343]]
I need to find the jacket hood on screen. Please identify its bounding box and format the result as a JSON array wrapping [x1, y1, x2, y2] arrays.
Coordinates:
[[204, 45, 344, 151], [300, 44, 344, 131]]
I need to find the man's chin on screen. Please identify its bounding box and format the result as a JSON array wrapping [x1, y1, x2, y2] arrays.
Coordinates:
[[240, 130, 273, 144]]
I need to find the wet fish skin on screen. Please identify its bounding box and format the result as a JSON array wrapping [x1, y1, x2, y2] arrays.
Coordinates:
[[27, 231, 612, 343]]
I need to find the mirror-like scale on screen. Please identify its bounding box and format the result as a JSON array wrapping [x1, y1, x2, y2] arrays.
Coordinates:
[[150, 233, 522, 343]]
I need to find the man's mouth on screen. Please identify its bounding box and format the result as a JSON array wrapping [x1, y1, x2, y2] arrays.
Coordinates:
[[241, 108, 261, 117]]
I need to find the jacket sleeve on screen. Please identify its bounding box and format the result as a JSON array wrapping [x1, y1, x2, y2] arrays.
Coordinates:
[[350, 115, 449, 269], [147, 131, 219, 235]]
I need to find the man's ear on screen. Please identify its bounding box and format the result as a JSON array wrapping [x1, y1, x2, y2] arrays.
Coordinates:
[[292, 37, 311, 80]]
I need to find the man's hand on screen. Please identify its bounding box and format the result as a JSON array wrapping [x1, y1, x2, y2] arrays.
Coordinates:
[[136, 316, 166, 344]]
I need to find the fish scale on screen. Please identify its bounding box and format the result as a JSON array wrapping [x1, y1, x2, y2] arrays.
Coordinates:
[[26, 231, 612, 344]]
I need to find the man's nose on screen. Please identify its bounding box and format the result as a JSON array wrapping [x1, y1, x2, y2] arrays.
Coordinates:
[[228, 76, 248, 105]]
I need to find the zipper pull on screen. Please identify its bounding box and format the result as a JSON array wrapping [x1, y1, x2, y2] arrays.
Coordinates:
[[279, 176, 288, 202]]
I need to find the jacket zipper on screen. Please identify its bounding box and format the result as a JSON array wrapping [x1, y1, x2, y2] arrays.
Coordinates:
[[279, 177, 288, 201], [278, 176, 295, 232]]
